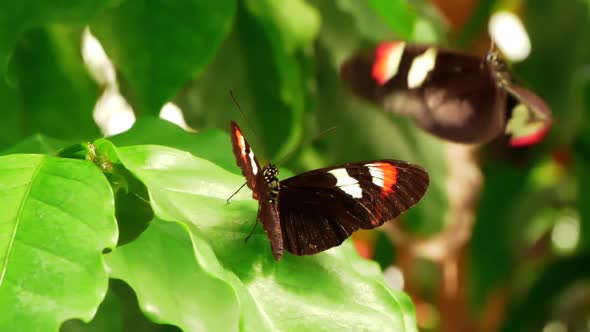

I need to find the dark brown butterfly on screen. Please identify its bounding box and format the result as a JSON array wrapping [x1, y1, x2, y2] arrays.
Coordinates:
[[340, 41, 552, 146], [230, 121, 429, 261]]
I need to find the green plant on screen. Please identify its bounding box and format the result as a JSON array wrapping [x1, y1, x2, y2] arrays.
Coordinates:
[[1, 1, 589, 331]]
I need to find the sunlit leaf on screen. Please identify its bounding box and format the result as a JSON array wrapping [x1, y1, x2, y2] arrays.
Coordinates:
[[0, 134, 73, 156], [109, 117, 236, 173], [102, 143, 418, 331], [0, 154, 117, 331]]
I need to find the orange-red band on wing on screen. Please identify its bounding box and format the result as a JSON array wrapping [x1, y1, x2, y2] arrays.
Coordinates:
[[509, 121, 552, 147], [379, 163, 398, 195], [368, 162, 399, 195], [234, 126, 250, 162], [372, 41, 404, 85]]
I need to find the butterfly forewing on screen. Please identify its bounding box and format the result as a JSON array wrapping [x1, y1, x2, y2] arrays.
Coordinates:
[[277, 160, 429, 255], [230, 121, 261, 198]]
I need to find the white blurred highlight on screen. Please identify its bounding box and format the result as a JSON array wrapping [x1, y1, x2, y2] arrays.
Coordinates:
[[83, 28, 136, 136], [159, 102, 193, 131], [542, 320, 567, 332], [551, 215, 580, 252], [93, 88, 136, 136], [83, 28, 193, 135], [383, 265, 405, 291], [82, 28, 116, 86], [488, 11, 531, 62]]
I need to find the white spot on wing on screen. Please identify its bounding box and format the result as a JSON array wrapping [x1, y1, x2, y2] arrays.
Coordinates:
[[238, 134, 246, 150], [329, 169, 363, 199], [383, 43, 406, 82], [248, 150, 258, 175], [368, 165, 385, 187], [407, 48, 437, 89]]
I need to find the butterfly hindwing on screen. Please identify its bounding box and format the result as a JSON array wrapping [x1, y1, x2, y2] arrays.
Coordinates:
[[277, 160, 429, 255], [505, 85, 553, 146]]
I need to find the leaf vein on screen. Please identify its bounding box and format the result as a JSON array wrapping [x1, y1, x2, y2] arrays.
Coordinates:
[[0, 160, 44, 290]]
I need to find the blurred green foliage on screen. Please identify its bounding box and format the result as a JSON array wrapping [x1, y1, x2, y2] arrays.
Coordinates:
[[0, 0, 589, 331]]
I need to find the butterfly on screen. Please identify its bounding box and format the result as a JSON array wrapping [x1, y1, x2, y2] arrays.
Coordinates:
[[340, 41, 553, 146], [230, 121, 429, 261]]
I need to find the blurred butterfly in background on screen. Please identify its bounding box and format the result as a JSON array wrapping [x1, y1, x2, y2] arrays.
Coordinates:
[[340, 41, 553, 146]]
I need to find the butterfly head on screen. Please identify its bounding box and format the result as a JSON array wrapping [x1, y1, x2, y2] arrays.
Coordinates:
[[486, 50, 511, 87], [263, 164, 280, 193]]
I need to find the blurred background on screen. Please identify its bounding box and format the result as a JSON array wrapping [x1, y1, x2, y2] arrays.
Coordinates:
[[2, 0, 590, 331]]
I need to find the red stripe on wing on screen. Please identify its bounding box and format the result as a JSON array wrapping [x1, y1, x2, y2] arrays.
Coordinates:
[[509, 120, 552, 147], [371, 42, 403, 85]]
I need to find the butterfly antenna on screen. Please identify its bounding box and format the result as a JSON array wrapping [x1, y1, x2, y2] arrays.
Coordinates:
[[226, 181, 247, 204], [244, 219, 259, 243], [230, 90, 260, 145], [276, 125, 338, 165], [489, 35, 496, 52]]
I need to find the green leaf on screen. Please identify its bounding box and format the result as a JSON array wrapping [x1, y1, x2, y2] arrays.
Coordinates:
[[90, 0, 236, 114], [1, 26, 100, 149], [516, 0, 590, 142], [469, 165, 529, 309], [109, 117, 237, 173], [60, 283, 122, 332], [0, 134, 74, 156], [362, 0, 417, 39], [177, 0, 319, 160], [0, 154, 118, 331], [106, 144, 418, 331], [0, 0, 110, 71], [106, 220, 247, 332], [500, 254, 590, 332]]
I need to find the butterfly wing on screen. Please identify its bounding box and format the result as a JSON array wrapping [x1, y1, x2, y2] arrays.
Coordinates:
[[342, 42, 507, 144], [504, 85, 553, 146], [277, 160, 429, 255], [230, 121, 262, 199]]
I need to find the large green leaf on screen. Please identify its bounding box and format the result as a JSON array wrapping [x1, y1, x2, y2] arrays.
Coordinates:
[[103, 143, 418, 331], [177, 0, 319, 160], [0, 154, 118, 331], [60, 283, 122, 332], [0, 0, 110, 72], [365, 0, 417, 39], [90, 0, 236, 115], [109, 117, 236, 173], [106, 220, 248, 332], [0, 134, 73, 156], [0, 26, 100, 150]]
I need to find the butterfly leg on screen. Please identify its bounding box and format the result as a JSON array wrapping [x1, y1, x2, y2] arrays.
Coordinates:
[[244, 208, 261, 243], [244, 219, 260, 243], [226, 181, 247, 204]]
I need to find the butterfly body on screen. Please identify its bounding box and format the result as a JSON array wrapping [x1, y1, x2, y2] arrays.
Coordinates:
[[230, 121, 429, 261]]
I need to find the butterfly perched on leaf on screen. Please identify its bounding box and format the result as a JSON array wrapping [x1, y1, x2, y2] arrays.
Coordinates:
[[340, 41, 552, 146], [230, 121, 429, 261]]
